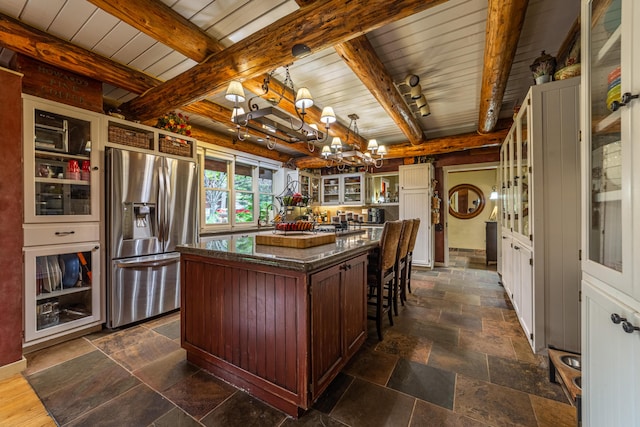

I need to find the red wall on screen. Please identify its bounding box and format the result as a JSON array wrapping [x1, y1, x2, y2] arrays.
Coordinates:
[[0, 67, 24, 366]]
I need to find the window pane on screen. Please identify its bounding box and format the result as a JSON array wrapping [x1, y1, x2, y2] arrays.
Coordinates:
[[259, 168, 274, 193], [235, 192, 254, 223], [234, 163, 253, 191], [205, 189, 229, 224], [204, 157, 228, 189], [259, 194, 274, 220]]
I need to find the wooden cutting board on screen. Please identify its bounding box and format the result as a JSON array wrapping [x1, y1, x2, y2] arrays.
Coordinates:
[[256, 232, 336, 249]]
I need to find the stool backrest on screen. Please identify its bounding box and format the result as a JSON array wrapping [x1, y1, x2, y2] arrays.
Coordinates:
[[379, 220, 403, 272], [407, 218, 421, 254], [397, 219, 414, 261]]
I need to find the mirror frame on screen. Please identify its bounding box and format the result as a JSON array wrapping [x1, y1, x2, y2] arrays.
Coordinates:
[[448, 183, 486, 220]]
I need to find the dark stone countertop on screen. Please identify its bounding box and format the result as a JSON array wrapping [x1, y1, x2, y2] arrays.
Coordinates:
[[178, 227, 383, 272]]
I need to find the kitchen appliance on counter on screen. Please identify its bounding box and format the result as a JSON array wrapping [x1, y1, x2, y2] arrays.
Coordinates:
[[368, 208, 385, 224], [106, 147, 197, 328]]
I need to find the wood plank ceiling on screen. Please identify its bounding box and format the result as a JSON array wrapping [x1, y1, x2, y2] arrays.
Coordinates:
[[0, 0, 580, 167]]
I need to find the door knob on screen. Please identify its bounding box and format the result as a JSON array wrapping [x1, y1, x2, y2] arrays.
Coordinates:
[[622, 321, 640, 334], [610, 92, 639, 111], [611, 313, 627, 324]]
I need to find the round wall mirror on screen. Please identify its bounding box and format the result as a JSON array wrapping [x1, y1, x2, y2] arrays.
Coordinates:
[[448, 184, 485, 219]]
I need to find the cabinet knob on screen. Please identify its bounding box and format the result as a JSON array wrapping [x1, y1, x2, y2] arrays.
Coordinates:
[[622, 321, 640, 334], [610, 92, 639, 111], [611, 313, 627, 324], [92, 166, 99, 171], [513, 245, 521, 250], [55, 231, 75, 236]]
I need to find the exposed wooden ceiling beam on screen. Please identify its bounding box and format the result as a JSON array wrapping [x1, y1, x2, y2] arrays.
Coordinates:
[[294, 125, 509, 169], [86, 0, 224, 62], [334, 35, 426, 146], [0, 13, 158, 94], [477, 0, 528, 134], [118, 0, 448, 121]]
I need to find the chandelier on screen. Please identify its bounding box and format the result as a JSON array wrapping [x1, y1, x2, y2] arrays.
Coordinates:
[[225, 65, 337, 152], [321, 114, 387, 171]]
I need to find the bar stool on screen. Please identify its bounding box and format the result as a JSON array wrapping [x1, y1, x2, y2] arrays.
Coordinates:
[[405, 218, 421, 299], [394, 219, 414, 314], [367, 220, 402, 341]]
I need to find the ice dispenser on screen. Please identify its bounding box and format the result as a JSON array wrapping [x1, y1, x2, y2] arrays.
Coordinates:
[[122, 202, 156, 240]]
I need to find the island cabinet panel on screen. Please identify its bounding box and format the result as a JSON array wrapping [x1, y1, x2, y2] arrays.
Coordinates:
[[309, 253, 367, 398], [181, 255, 309, 415], [179, 250, 369, 418]]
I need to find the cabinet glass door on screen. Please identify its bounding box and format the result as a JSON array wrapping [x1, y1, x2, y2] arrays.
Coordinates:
[[310, 175, 320, 204], [299, 173, 311, 199], [24, 99, 100, 223], [587, 0, 622, 272], [517, 105, 531, 239], [322, 176, 340, 204], [24, 243, 101, 343], [343, 174, 363, 204], [500, 142, 509, 228]]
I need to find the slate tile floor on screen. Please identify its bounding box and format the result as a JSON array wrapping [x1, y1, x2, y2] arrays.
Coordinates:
[[24, 249, 578, 426]]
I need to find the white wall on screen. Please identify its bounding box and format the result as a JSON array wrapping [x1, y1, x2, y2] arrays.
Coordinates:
[[447, 169, 498, 250]]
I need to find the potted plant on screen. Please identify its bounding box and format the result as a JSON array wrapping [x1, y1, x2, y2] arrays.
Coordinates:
[[530, 51, 556, 85]]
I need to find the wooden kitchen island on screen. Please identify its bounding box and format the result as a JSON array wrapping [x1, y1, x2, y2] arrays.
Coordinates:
[[177, 228, 382, 417]]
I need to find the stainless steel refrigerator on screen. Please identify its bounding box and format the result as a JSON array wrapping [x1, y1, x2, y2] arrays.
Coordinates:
[[106, 147, 198, 328]]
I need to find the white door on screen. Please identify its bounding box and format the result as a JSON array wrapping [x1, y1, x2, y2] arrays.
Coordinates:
[[400, 188, 431, 267]]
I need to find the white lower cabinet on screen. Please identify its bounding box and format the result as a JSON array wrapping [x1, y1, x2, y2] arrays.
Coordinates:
[[500, 233, 512, 297], [515, 244, 533, 345], [23, 241, 101, 346], [502, 235, 535, 348], [582, 278, 640, 427]]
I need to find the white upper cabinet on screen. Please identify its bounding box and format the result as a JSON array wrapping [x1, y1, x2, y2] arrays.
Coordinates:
[[23, 95, 102, 223], [582, 0, 640, 300]]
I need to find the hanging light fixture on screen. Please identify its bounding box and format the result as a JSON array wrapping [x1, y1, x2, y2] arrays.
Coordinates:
[[321, 114, 386, 170], [225, 65, 335, 152]]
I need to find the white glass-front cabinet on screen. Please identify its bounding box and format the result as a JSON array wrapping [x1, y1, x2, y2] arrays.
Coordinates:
[[500, 77, 581, 353], [23, 95, 101, 223], [22, 96, 103, 348], [581, 0, 640, 424], [321, 173, 365, 205], [24, 242, 101, 344]]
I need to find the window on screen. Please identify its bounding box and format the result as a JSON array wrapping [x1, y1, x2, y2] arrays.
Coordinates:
[[204, 158, 230, 225], [201, 148, 280, 230], [234, 163, 254, 223], [259, 167, 275, 222]]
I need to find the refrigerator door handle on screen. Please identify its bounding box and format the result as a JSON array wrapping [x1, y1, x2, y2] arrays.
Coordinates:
[[114, 258, 178, 269], [157, 163, 165, 242]]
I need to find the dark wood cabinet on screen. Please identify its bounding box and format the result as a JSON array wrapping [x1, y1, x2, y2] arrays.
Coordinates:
[[485, 221, 497, 265], [180, 250, 368, 418], [310, 254, 367, 397]]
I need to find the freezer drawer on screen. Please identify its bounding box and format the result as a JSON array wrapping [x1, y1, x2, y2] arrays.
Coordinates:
[[108, 253, 180, 328]]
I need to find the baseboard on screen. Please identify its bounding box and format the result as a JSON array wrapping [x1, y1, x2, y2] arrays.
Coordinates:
[[0, 356, 27, 381]]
